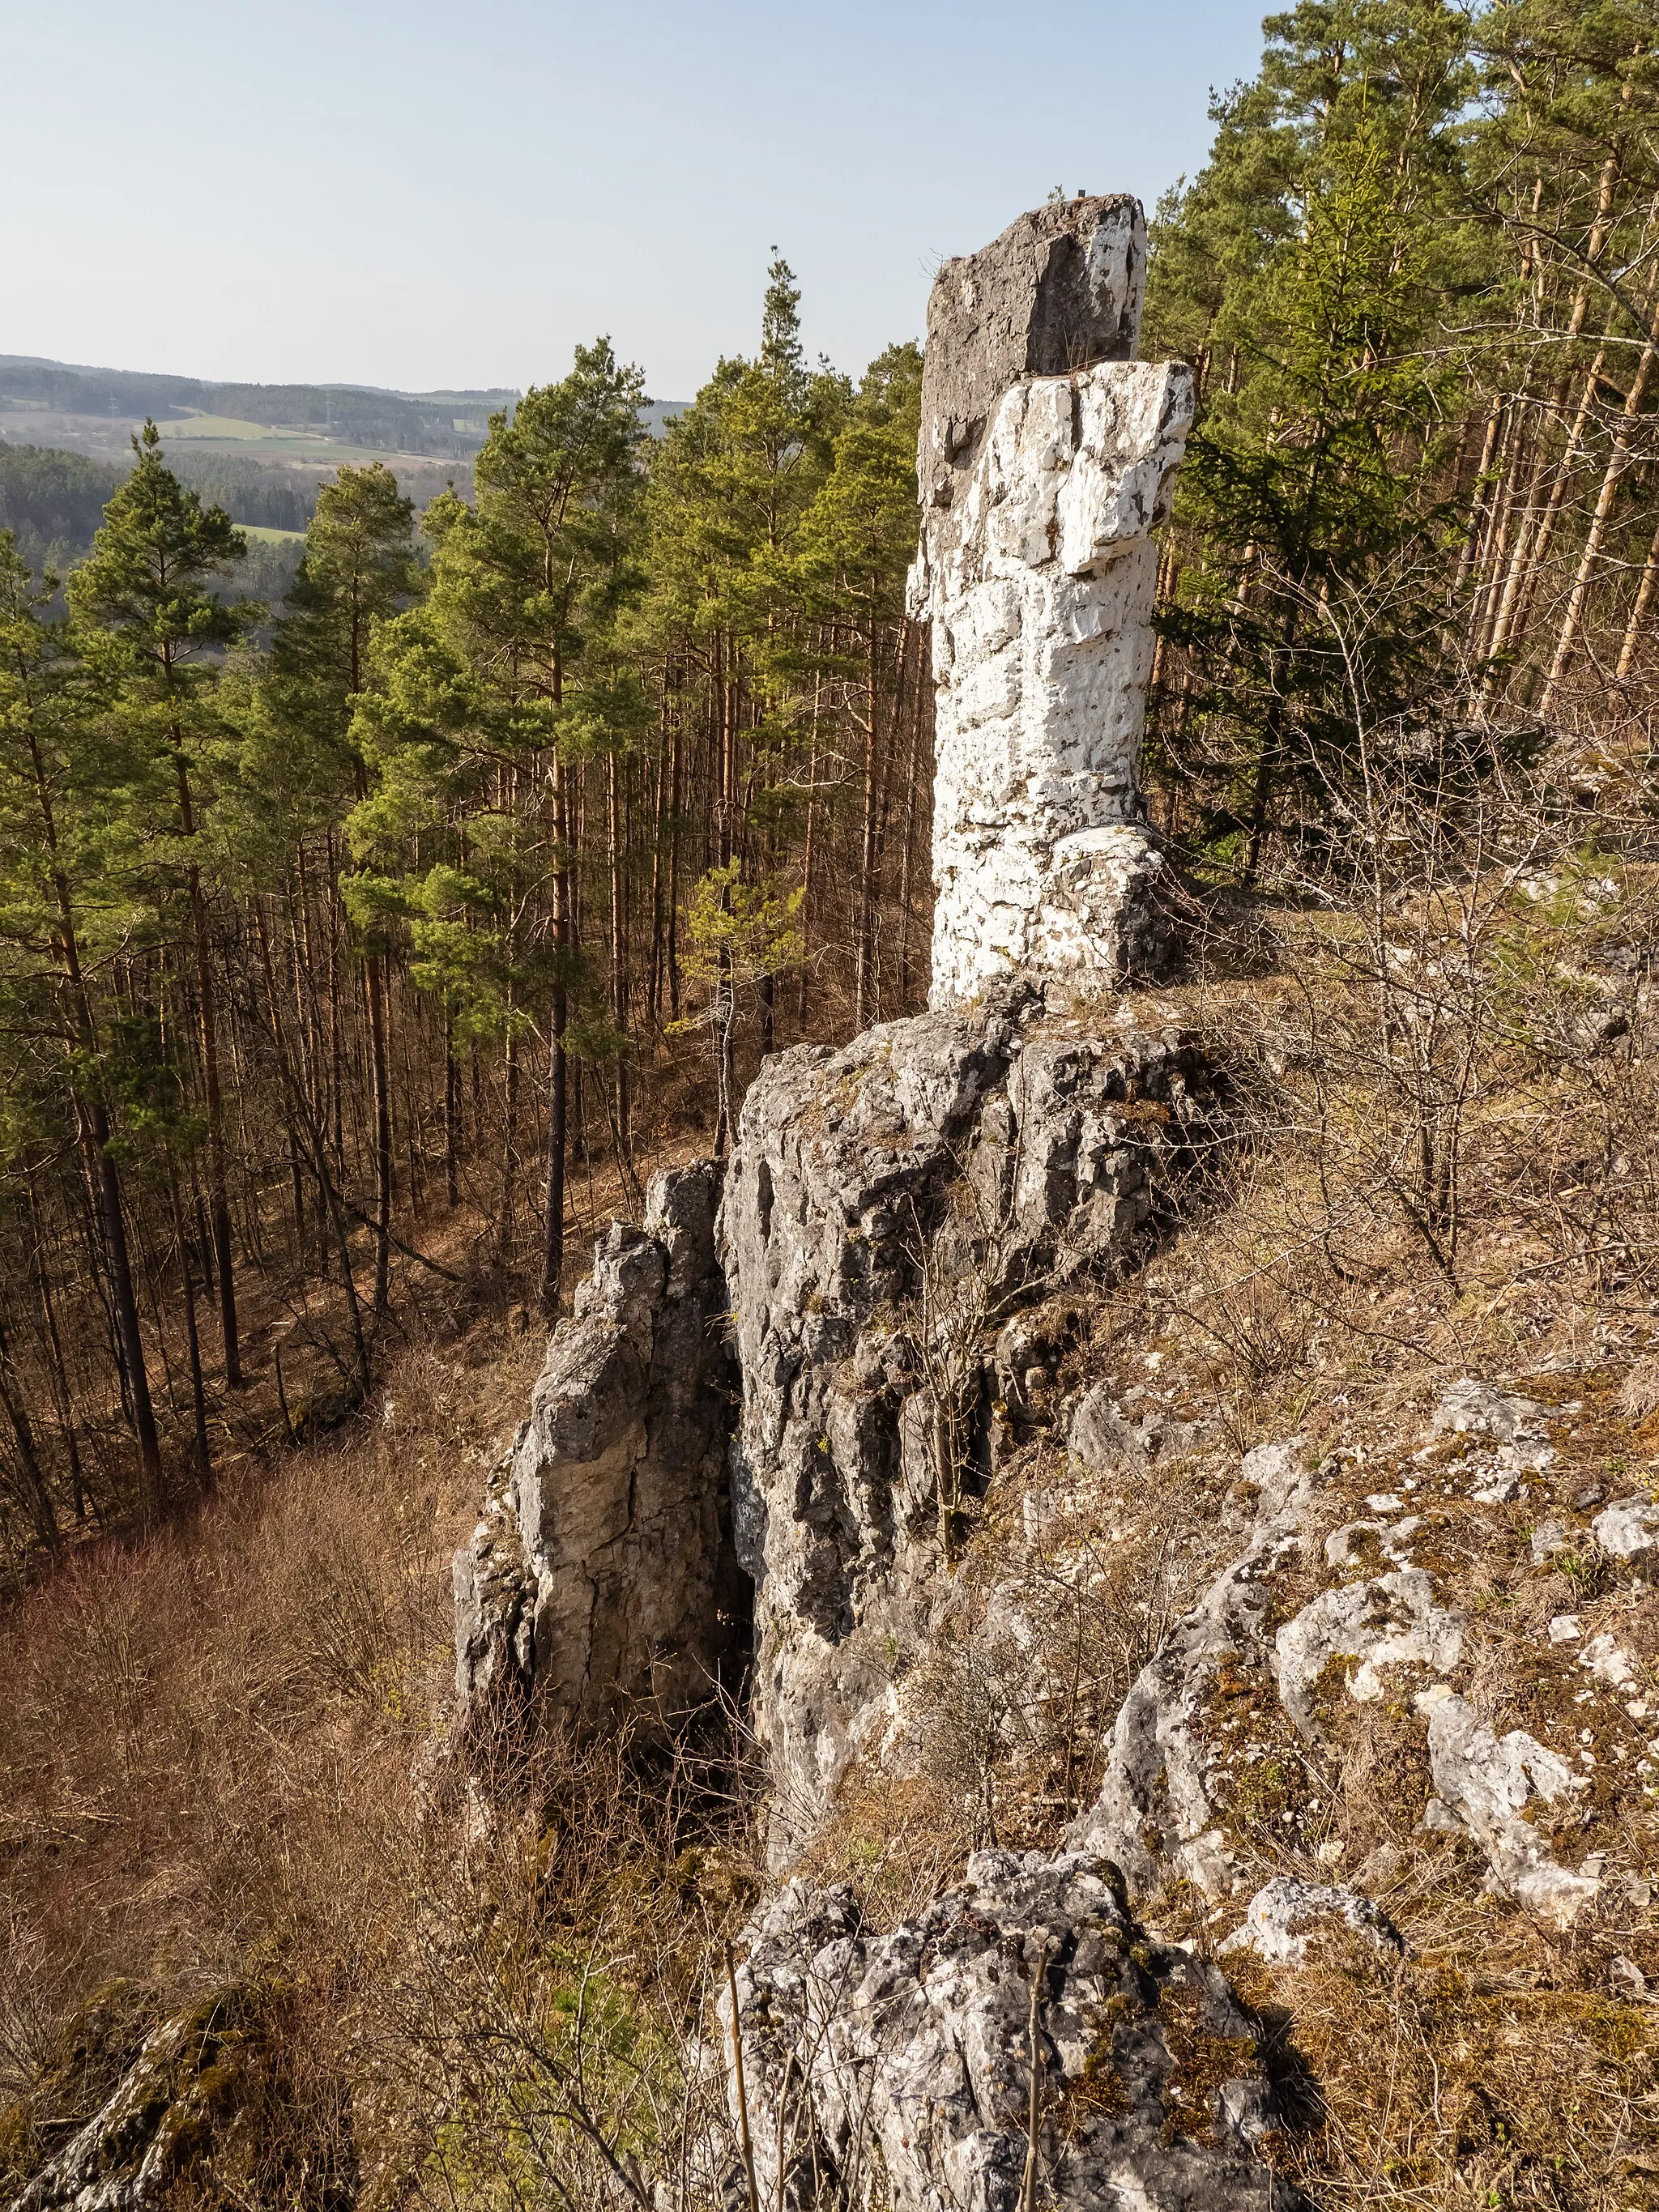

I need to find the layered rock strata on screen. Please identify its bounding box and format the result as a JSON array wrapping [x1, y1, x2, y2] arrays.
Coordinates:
[[911, 197, 1194, 1005], [723, 1851, 1297, 2212], [716, 991, 1219, 1854], [453, 1161, 742, 1727]]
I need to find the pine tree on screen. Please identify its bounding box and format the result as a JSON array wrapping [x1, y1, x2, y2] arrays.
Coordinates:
[[1145, 0, 1482, 873], [0, 535, 162, 1511], [265, 464, 423, 1310], [68, 423, 254, 1382]]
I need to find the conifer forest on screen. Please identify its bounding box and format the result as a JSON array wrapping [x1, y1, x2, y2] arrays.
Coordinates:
[[0, 0, 1656, 1566]]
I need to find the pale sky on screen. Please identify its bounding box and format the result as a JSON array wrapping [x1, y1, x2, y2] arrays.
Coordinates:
[[8, 0, 1265, 400]]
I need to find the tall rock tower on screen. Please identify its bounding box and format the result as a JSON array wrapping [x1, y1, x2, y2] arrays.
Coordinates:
[[911, 197, 1193, 1005]]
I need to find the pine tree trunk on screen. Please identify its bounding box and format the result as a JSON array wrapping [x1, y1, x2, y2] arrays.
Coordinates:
[[168, 1171, 211, 1483], [855, 606, 881, 1031], [364, 950, 393, 1311], [92, 1106, 161, 1512], [1542, 322, 1659, 712], [0, 1305, 58, 1549], [540, 756, 571, 1319], [1615, 505, 1659, 678]]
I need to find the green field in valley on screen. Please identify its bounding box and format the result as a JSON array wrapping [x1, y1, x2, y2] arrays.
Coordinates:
[[156, 411, 407, 462]]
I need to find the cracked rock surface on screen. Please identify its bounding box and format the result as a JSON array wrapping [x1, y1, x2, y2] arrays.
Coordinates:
[[452, 1161, 741, 1727], [723, 1850, 1299, 2212], [717, 991, 1219, 1858]]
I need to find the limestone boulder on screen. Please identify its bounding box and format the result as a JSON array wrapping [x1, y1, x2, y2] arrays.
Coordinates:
[[453, 1160, 742, 1729], [723, 1851, 1299, 2212]]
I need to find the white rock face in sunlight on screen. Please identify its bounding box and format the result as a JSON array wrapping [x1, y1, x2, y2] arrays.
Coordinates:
[[911, 199, 1193, 1006]]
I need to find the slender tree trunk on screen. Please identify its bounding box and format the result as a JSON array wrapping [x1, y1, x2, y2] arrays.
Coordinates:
[[1452, 394, 1503, 609], [541, 757, 571, 1319], [607, 743, 640, 1208], [1486, 347, 1608, 671], [1616, 505, 1659, 679], [93, 1105, 161, 1512], [26, 727, 161, 1507], [713, 629, 737, 1156], [364, 949, 393, 1311], [172, 748, 242, 1385], [443, 1008, 460, 1204], [168, 1171, 211, 1482], [648, 666, 671, 1026], [1542, 320, 1659, 713], [798, 663, 822, 1028], [897, 620, 927, 1004], [28, 1188, 85, 1523], [0, 1306, 58, 1549], [855, 606, 881, 1031]]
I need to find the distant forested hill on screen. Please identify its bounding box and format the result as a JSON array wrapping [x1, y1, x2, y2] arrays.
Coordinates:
[[0, 443, 124, 574], [0, 353, 517, 459], [0, 441, 467, 616]]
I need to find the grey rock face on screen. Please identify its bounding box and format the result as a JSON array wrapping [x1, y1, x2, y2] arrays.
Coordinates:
[[1593, 1494, 1659, 1560], [1073, 1439, 1320, 1900], [917, 197, 1147, 508], [717, 994, 1218, 1855], [723, 1850, 1297, 2212], [1072, 1377, 1613, 1928], [1418, 1689, 1596, 1923], [454, 1161, 742, 1728]]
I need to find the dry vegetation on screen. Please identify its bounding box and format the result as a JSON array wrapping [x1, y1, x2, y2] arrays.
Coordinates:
[[5, 738, 1659, 2210]]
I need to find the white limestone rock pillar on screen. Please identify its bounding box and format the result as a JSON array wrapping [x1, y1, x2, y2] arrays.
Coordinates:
[[911, 199, 1193, 1006]]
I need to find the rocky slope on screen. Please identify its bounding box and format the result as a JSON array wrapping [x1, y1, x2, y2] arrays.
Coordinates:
[[442, 970, 1657, 2206], [717, 989, 1221, 1855], [452, 1160, 743, 1728]]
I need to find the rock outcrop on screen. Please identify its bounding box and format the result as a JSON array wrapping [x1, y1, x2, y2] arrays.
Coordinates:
[[1217, 1877, 1403, 1967], [717, 991, 1219, 1854], [1072, 1375, 1641, 1929], [724, 1851, 1296, 2212], [453, 1161, 742, 1728], [911, 197, 1194, 1005], [11, 1982, 350, 2212]]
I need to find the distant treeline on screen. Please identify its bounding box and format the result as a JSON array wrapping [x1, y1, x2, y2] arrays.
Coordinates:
[[0, 443, 469, 591], [0, 355, 515, 459]]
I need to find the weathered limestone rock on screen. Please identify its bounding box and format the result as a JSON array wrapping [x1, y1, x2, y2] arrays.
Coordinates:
[[1418, 1689, 1597, 1924], [1593, 1494, 1659, 1560], [453, 1161, 742, 1727], [917, 197, 1146, 504], [1217, 1877, 1403, 1967], [1073, 1439, 1324, 1900], [1073, 1381, 1614, 1927], [717, 990, 1218, 1856], [723, 1851, 1298, 2212], [911, 198, 1194, 1006]]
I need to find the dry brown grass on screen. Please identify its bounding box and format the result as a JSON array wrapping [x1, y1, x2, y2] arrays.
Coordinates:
[[800, 794, 1659, 2205], [0, 1299, 779, 2212], [0, 1324, 543, 2190]]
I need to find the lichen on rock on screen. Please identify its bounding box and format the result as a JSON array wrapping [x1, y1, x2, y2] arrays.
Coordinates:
[[453, 1159, 742, 1729], [722, 1850, 1298, 2211]]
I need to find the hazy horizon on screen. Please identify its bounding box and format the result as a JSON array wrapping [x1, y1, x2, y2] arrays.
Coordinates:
[[8, 0, 1263, 399]]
